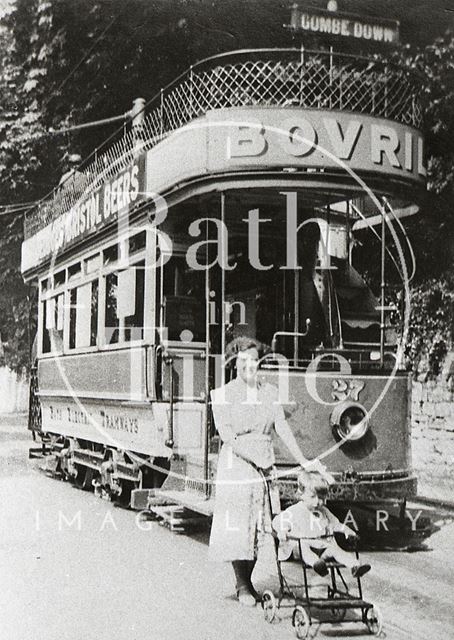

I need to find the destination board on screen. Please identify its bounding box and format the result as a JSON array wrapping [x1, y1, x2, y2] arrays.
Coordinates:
[[288, 7, 399, 45]]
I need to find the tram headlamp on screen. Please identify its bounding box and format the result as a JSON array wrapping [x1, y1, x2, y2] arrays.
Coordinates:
[[330, 401, 369, 442]]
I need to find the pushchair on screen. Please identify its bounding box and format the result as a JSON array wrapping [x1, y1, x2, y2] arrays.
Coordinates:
[[260, 472, 383, 638]]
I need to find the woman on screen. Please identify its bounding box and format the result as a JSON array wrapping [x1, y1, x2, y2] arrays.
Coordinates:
[[209, 337, 329, 606]]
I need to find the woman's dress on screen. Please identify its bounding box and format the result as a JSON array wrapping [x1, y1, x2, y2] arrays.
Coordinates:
[[209, 376, 286, 561]]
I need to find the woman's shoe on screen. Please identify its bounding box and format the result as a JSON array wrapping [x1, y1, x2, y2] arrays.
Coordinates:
[[236, 586, 256, 607]]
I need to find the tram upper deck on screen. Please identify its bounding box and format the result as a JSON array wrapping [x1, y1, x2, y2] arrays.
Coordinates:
[[22, 48, 424, 280]]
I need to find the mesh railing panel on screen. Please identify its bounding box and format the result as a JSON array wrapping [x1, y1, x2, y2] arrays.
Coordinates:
[[24, 50, 422, 240]]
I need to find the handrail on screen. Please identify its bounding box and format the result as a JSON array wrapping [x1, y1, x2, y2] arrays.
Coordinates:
[[271, 321, 311, 355], [162, 351, 175, 448]]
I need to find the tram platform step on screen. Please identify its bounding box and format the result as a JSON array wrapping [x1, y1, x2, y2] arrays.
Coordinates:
[[153, 489, 215, 517], [29, 445, 51, 459], [152, 505, 207, 533]]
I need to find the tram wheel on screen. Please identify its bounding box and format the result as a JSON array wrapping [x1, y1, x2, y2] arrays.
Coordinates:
[[114, 480, 135, 508], [261, 590, 277, 623], [141, 457, 171, 489], [73, 465, 94, 491], [365, 604, 383, 636], [292, 605, 310, 639]]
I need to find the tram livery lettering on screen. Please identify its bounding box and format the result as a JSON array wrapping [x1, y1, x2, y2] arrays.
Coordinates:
[[67, 407, 92, 425], [101, 410, 139, 435], [41, 398, 171, 457]]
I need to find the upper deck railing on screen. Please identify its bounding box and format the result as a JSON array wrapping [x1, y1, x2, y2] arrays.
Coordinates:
[[24, 48, 422, 240]]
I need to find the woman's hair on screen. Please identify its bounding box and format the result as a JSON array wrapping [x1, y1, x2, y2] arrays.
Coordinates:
[[225, 336, 269, 361]]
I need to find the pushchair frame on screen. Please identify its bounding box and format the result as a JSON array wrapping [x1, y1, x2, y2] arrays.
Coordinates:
[[260, 472, 383, 638]]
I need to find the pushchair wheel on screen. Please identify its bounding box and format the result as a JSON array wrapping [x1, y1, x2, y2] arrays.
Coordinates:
[[365, 604, 383, 636], [261, 590, 277, 623], [292, 605, 310, 639]]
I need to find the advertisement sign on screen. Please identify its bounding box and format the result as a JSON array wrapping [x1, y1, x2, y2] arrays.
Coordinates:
[[207, 108, 425, 183], [22, 154, 146, 273]]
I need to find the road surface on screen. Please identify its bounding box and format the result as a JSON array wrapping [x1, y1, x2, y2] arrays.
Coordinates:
[[0, 417, 453, 640]]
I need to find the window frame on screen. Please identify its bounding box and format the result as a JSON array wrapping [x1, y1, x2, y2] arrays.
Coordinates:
[[37, 226, 152, 358]]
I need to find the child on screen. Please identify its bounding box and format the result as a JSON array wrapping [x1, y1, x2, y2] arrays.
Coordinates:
[[272, 471, 371, 579]]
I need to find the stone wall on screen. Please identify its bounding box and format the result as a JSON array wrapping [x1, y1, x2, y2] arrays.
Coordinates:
[[411, 352, 454, 501], [0, 367, 29, 414]]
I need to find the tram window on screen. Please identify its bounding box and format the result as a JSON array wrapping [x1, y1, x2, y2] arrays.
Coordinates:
[[75, 283, 92, 348], [124, 261, 145, 341], [129, 231, 146, 255], [54, 270, 66, 287], [69, 288, 77, 349], [86, 254, 101, 274], [42, 293, 64, 354], [103, 243, 118, 265], [90, 280, 99, 347], [68, 281, 99, 349], [162, 257, 205, 341], [105, 271, 119, 344], [68, 262, 82, 281], [42, 300, 51, 353], [40, 278, 49, 294]]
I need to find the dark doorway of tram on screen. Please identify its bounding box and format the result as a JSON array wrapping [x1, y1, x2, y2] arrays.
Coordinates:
[[212, 197, 330, 370]]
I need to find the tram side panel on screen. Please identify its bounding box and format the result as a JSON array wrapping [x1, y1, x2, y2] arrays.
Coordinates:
[[38, 349, 171, 458], [37, 346, 207, 459]]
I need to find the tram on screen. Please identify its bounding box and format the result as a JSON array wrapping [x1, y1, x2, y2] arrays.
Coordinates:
[[22, 39, 426, 537]]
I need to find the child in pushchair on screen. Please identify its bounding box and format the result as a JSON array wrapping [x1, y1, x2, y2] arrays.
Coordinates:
[[272, 470, 371, 579], [261, 469, 381, 637]]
